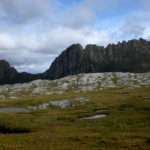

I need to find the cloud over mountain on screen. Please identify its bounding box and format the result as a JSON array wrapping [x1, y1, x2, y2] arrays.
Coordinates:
[[0, 0, 150, 73]]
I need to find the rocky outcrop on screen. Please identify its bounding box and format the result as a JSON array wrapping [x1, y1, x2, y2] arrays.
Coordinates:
[[0, 72, 150, 100], [44, 39, 150, 79], [43, 44, 84, 79], [0, 60, 40, 84]]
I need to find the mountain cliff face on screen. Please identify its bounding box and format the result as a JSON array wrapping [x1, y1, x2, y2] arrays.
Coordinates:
[[0, 38, 150, 84], [44, 39, 150, 79], [44, 44, 83, 79], [0, 60, 40, 84]]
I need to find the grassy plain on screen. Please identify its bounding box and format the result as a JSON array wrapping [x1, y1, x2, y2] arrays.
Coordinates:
[[0, 87, 149, 150]]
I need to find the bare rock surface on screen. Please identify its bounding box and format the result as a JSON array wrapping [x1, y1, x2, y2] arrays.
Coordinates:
[[28, 97, 89, 110], [0, 72, 149, 100]]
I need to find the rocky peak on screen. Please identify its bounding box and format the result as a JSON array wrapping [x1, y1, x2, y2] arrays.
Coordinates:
[[66, 44, 83, 51], [0, 60, 9, 67], [0, 60, 18, 84], [44, 44, 83, 79], [44, 38, 150, 79], [0, 60, 40, 84]]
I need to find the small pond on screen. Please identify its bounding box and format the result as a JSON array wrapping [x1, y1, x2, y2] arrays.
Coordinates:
[[80, 110, 110, 120], [0, 107, 31, 113], [80, 114, 107, 120]]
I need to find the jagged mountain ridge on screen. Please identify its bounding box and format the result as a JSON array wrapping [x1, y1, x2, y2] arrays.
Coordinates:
[[0, 38, 150, 84], [44, 38, 150, 79]]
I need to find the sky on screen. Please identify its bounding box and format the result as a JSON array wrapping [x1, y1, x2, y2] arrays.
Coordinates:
[[0, 0, 150, 73]]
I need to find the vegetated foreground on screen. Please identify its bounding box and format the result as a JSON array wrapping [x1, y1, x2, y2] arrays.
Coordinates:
[[0, 87, 149, 150]]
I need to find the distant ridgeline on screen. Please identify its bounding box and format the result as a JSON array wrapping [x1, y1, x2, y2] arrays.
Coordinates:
[[0, 60, 41, 84], [0, 38, 150, 84]]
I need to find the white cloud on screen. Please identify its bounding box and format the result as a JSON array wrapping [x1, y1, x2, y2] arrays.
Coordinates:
[[60, 0, 122, 28], [0, 0, 55, 24], [0, 0, 150, 73], [0, 25, 116, 73], [0, 33, 16, 49]]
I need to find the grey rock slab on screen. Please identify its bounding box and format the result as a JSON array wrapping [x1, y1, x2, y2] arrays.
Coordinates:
[[0, 72, 149, 99], [50, 100, 73, 109], [29, 100, 73, 110]]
